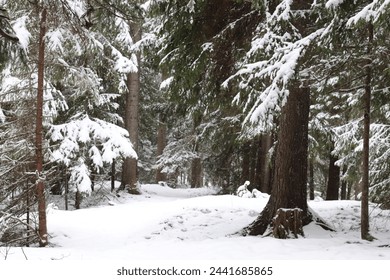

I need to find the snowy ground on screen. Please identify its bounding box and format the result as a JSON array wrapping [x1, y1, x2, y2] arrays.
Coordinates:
[[1, 183, 390, 260]]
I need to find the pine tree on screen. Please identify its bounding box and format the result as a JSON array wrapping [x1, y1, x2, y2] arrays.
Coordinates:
[[324, 0, 390, 238], [225, 0, 338, 236]]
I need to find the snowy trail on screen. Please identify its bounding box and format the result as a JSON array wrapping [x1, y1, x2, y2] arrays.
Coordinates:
[[2, 184, 390, 260]]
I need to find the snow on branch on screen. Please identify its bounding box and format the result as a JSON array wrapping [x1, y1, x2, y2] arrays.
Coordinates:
[[346, 0, 390, 25], [49, 114, 137, 168], [69, 159, 92, 194], [225, 26, 325, 128]]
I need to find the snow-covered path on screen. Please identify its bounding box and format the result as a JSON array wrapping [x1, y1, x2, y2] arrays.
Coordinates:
[[1, 184, 390, 260]]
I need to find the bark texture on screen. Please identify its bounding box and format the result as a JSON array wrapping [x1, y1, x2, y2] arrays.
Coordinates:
[[190, 157, 202, 188], [326, 151, 340, 200], [122, 21, 141, 194], [309, 158, 315, 200], [272, 208, 304, 239], [361, 22, 373, 240], [36, 7, 48, 247], [245, 84, 311, 236]]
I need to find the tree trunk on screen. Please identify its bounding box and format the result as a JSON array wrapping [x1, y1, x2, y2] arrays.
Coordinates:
[[36, 7, 48, 247], [122, 21, 141, 194], [156, 115, 167, 182], [347, 182, 352, 201], [361, 22, 373, 240], [340, 165, 347, 200], [190, 113, 203, 189], [190, 156, 202, 188], [273, 208, 304, 239], [245, 83, 312, 236], [111, 159, 116, 192], [75, 190, 81, 209], [248, 137, 258, 186], [326, 150, 340, 200], [241, 142, 251, 184], [309, 158, 315, 200], [259, 133, 272, 194], [65, 166, 69, 210]]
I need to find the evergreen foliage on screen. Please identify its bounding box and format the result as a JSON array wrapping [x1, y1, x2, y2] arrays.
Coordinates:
[[0, 0, 389, 245]]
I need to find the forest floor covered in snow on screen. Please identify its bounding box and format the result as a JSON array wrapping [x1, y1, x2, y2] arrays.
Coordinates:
[[1, 183, 390, 260]]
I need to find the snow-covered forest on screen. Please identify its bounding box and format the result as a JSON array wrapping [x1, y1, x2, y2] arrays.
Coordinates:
[[1, 0, 389, 263]]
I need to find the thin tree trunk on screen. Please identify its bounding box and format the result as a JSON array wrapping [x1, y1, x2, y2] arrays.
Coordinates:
[[248, 137, 258, 186], [340, 165, 347, 200], [75, 190, 81, 209], [36, 7, 48, 247], [361, 22, 373, 240], [122, 21, 141, 194], [25, 180, 30, 246], [65, 166, 69, 210], [309, 158, 315, 200], [254, 137, 262, 189], [90, 173, 95, 192], [190, 113, 203, 188], [111, 159, 116, 192], [241, 142, 251, 183]]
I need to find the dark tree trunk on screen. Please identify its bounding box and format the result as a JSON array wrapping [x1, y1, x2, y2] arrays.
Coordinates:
[[90, 173, 95, 192], [190, 113, 203, 188], [326, 150, 340, 200], [361, 22, 373, 240], [111, 160, 116, 192], [340, 165, 347, 200], [241, 142, 251, 183], [248, 137, 258, 186], [65, 166, 69, 210], [190, 156, 202, 188], [253, 137, 262, 189], [75, 190, 81, 209], [259, 133, 272, 194], [122, 21, 141, 194], [245, 84, 312, 236], [36, 7, 48, 247], [309, 158, 315, 200]]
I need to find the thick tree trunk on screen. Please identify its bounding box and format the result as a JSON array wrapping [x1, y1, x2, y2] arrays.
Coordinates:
[[36, 7, 48, 247], [326, 150, 340, 200], [243, 0, 335, 237], [361, 22, 373, 240], [245, 83, 312, 236], [122, 21, 141, 194]]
